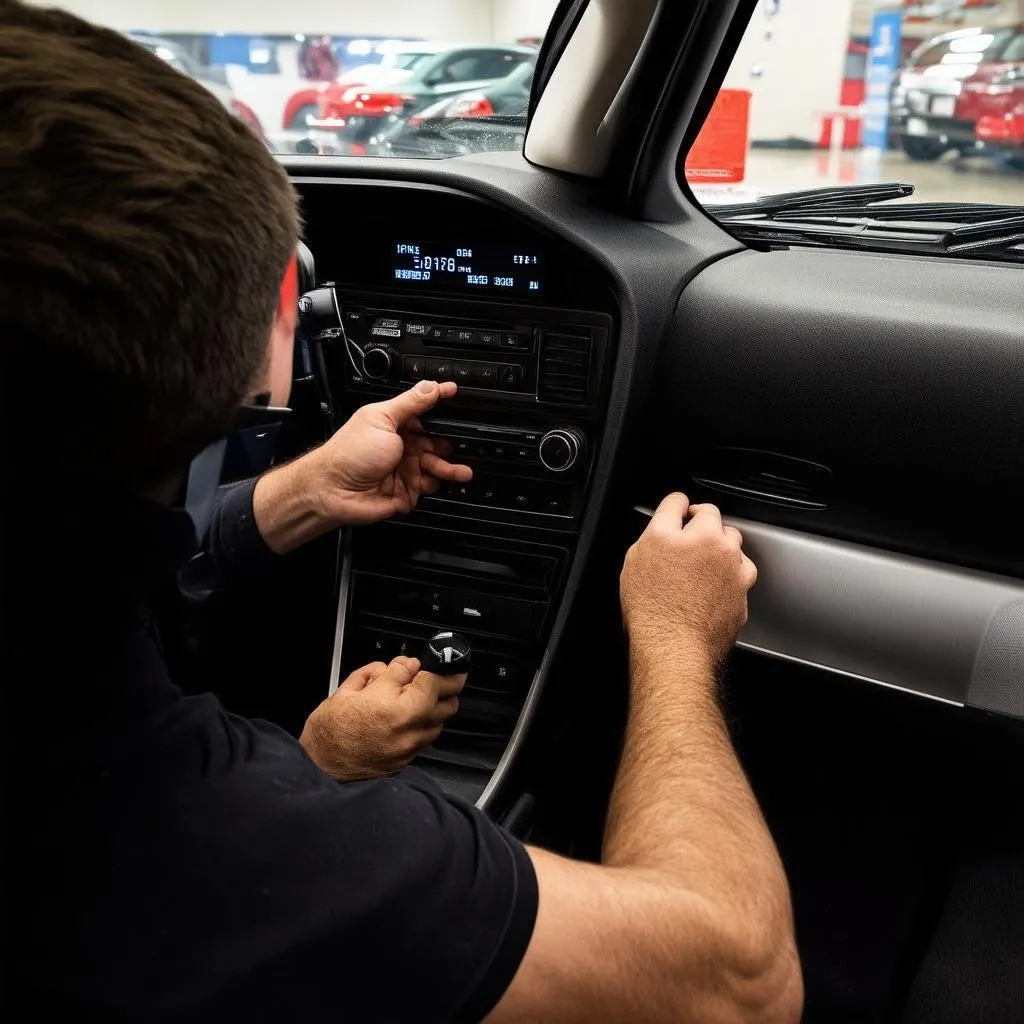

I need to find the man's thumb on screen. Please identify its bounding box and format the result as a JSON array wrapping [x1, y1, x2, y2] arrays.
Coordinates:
[[381, 380, 443, 426]]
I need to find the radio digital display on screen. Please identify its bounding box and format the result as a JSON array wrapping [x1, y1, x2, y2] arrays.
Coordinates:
[[391, 241, 544, 295]]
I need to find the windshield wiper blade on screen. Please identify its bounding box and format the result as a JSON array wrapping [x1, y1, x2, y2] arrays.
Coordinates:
[[945, 214, 1024, 253], [706, 181, 915, 218], [744, 201, 1024, 223], [725, 214, 1024, 257]]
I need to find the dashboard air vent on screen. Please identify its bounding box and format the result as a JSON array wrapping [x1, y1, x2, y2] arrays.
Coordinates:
[[540, 332, 592, 404]]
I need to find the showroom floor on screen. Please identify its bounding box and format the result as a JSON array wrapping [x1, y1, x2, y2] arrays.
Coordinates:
[[701, 147, 1024, 205]]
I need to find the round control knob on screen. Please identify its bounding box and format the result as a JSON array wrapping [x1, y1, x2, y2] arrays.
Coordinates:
[[420, 632, 472, 676], [361, 344, 395, 381], [538, 427, 586, 473]]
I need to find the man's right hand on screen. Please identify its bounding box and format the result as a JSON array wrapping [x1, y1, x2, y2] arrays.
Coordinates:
[[620, 492, 757, 673], [299, 657, 467, 782]]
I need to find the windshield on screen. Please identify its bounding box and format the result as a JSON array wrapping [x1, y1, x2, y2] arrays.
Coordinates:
[[683, 1, 1023, 231], [52, 0, 1024, 216], [83, 4, 550, 153]]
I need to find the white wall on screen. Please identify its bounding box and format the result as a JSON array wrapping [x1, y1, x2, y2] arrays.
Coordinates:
[[32, 1, 494, 39], [723, 0, 856, 144], [491, 0, 557, 41]]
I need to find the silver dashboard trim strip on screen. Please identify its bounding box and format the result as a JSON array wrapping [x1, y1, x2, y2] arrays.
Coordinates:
[[477, 663, 545, 810], [734, 641, 964, 707], [328, 530, 353, 696], [635, 506, 1024, 708]]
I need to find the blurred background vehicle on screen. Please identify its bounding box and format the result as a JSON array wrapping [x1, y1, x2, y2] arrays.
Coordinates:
[[310, 42, 535, 153], [129, 32, 266, 139], [890, 23, 1024, 160], [372, 58, 535, 157]]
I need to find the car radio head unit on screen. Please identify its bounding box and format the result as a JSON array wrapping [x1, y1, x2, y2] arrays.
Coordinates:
[[391, 240, 545, 296]]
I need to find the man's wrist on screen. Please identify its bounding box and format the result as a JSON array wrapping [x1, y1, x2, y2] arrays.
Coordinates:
[[252, 449, 336, 555], [626, 628, 721, 694]]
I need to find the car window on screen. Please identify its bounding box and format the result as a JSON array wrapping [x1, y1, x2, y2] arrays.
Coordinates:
[[911, 27, 1013, 66], [384, 51, 438, 72], [683, 0, 1024, 255], [438, 51, 523, 84], [1000, 32, 1024, 62]]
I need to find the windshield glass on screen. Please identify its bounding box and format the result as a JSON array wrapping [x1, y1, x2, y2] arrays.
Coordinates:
[[68, 2, 553, 154], [682, 1, 1024, 217]]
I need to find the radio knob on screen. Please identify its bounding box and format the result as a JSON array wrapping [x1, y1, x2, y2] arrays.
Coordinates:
[[361, 344, 395, 381], [539, 427, 586, 473]]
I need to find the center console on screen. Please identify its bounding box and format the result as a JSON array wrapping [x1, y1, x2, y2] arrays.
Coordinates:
[[299, 182, 618, 805]]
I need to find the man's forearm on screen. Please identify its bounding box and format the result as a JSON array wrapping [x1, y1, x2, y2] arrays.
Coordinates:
[[252, 453, 334, 555], [603, 643, 799, 1009]]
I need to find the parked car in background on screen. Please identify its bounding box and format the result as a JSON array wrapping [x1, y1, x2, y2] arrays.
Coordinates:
[[967, 31, 1024, 170], [311, 42, 535, 153], [373, 59, 535, 157], [129, 33, 266, 139], [890, 24, 1024, 162]]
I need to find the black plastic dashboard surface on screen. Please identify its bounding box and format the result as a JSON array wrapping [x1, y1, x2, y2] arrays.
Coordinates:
[[651, 245, 1024, 578]]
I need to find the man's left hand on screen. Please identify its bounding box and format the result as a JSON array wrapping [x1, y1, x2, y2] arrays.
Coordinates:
[[253, 380, 472, 553]]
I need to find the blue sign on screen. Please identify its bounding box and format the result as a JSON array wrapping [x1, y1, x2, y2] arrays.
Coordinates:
[[862, 10, 903, 150]]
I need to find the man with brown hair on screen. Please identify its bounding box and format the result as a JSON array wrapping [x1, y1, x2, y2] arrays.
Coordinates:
[[3, 3, 800, 1022]]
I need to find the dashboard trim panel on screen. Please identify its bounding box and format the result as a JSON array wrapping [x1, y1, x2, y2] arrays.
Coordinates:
[[636, 506, 1024, 716]]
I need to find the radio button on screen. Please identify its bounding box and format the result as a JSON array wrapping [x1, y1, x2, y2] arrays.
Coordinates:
[[427, 357, 453, 381], [508, 485, 537, 512], [453, 361, 474, 385], [473, 363, 499, 388], [499, 364, 523, 390], [501, 333, 531, 352], [404, 321, 430, 337], [445, 482, 472, 502], [402, 355, 426, 381], [479, 481, 501, 504], [371, 317, 403, 339], [541, 487, 573, 516]]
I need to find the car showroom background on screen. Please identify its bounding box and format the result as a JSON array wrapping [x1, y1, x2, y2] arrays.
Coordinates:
[[42, 0, 1024, 204]]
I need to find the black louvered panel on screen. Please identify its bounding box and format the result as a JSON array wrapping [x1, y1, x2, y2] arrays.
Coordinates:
[[539, 331, 592, 404]]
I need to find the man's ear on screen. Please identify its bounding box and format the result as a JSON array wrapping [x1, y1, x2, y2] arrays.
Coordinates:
[[264, 254, 299, 407]]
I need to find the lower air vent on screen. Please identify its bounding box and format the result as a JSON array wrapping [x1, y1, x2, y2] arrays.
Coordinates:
[[540, 331, 592, 404], [692, 448, 832, 510]]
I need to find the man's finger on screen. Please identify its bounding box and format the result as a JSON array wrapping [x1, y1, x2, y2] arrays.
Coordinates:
[[684, 503, 724, 535], [723, 526, 744, 550], [420, 451, 473, 483], [651, 492, 691, 532], [407, 669, 466, 708], [338, 663, 382, 692], [365, 656, 420, 692], [741, 552, 758, 588], [426, 695, 460, 726], [380, 380, 457, 429]]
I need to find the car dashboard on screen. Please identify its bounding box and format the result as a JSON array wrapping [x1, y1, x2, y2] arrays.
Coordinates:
[[297, 178, 621, 804]]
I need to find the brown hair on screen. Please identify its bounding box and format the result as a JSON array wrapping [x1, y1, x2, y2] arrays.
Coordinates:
[[0, 2, 301, 486]]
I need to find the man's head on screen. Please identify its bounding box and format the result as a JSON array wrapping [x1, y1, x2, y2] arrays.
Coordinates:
[[0, 2, 300, 490]]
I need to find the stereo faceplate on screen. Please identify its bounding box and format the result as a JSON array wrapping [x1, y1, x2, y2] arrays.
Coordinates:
[[335, 291, 609, 409]]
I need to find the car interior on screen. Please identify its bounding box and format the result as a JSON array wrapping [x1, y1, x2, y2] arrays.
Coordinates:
[[161, 0, 1024, 1020]]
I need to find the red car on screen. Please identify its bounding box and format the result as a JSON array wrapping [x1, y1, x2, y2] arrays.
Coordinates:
[[891, 24, 1024, 164], [966, 32, 1024, 167]]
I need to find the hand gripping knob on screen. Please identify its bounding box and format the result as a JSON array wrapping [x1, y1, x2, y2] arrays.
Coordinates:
[[420, 632, 472, 675]]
